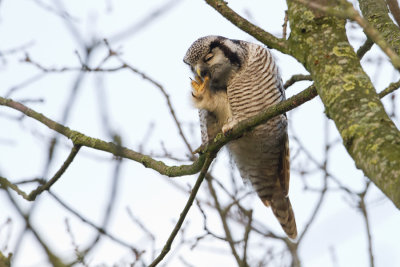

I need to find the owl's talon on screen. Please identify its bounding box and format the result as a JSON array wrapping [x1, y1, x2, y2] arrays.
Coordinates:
[[191, 75, 209, 97], [222, 119, 237, 135], [222, 127, 232, 136]]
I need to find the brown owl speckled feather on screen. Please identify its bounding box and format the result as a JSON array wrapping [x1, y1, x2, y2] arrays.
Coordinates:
[[184, 36, 297, 239]]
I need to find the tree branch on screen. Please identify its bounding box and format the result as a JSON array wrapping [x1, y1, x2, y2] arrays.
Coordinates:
[[0, 144, 80, 201], [204, 0, 289, 54], [379, 79, 400, 98], [294, 0, 400, 70], [359, 0, 400, 54], [29, 145, 81, 200], [287, 0, 400, 209], [284, 74, 312, 89], [357, 38, 374, 59], [4, 189, 67, 267], [0, 83, 318, 180], [0, 96, 205, 177], [386, 0, 400, 27], [206, 175, 245, 266], [148, 153, 216, 267]]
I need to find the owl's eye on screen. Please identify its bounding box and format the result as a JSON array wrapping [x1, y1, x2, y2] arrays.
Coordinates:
[[204, 53, 214, 62]]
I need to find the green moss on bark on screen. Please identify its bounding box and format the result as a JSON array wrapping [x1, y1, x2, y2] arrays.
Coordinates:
[[359, 0, 400, 55], [287, 0, 400, 208]]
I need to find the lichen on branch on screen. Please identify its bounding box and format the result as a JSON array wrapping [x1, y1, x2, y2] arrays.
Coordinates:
[[286, 0, 400, 208]]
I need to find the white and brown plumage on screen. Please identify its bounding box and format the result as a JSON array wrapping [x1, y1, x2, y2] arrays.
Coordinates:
[[184, 36, 297, 239]]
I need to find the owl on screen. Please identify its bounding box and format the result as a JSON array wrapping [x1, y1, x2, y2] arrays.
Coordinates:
[[183, 36, 297, 239]]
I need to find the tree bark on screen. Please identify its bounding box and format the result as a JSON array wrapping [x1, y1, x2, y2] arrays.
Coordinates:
[[286, 0, 400, 208], [359, 0, 400, 54]]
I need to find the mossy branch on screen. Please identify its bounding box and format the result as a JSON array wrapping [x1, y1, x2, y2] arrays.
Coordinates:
[[295, 0, 400, 70], [0, 84, 317, 191], [359, 0, 400, 55], [0, 96, 204, 178], [287, 0, 400, 209]]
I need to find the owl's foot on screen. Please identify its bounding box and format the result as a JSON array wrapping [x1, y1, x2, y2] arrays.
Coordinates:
[[222, 119, 238, 135], [191, 75, 209, 98]]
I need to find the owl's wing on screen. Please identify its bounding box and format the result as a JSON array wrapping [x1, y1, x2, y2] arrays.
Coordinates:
[[279, 131, 290, 196], [199, 109, 220, 144]]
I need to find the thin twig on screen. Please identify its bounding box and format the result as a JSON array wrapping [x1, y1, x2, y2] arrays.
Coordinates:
[[206, 175, 245, 267], [358, 181, 375, 267], [282, 10, 289, 39], [298, 117, 330, 243], [386, 0, 400, 27], [0, 145, 81, 201], [242, 210, 253, 265], [4, 189, 67, 267], [357, 38, 374, 59], [49, 192, 140, 252], [28, 145, 81, 200], [283, 74, 312, 89], [379, 78, 400, 98], [148, 153, 216, 267], [295, 0, 400, 70]]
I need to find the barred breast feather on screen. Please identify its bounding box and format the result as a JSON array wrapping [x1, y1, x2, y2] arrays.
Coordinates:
[[227, 43, 297, 239]]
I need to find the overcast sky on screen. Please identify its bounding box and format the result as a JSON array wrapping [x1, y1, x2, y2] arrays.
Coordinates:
[[1, 0, 399, 266]]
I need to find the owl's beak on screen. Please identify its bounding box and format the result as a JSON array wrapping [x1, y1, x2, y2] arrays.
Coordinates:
[[196, 66, 202, 77]]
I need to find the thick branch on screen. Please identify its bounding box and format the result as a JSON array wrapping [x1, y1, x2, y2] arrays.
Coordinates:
[[287, 0, 400, 209], [359, 0, 400, 55], [204, 0, 289, 54]]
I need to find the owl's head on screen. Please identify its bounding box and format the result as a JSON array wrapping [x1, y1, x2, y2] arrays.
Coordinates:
[[183, 36, 247, 91]]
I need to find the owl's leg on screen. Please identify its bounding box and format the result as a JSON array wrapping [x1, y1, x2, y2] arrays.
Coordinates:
[[191, 75, 209, 98]]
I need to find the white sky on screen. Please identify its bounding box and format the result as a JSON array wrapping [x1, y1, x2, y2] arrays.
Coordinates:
[[0, 0, 399, 267]]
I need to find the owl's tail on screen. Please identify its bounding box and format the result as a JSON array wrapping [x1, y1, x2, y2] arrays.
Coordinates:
[[264, 194, 297, 239]]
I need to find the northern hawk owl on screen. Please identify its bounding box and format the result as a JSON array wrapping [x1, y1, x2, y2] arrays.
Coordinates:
[[184, 36, 297, 239]]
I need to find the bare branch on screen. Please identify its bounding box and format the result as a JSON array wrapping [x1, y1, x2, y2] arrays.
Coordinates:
[[386, 0, 400, 27], [49, 192, 141, 253], [357, 38, 374, 59], [205, 0, 289, 53], [283, 74, 312, 89], [358, 182, 375, 267], [0, 145, 81, 200], [148, 153, 215, 267], [295, 0, 400, 70], [29, 145, 81, 200], [0, 84, 318, 179], [4, 189, 67, 267], [379, 78, 400, 98], [282, 10, 289, 40], [206, 175, 244, 266], [0, 96, 205, 177]]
